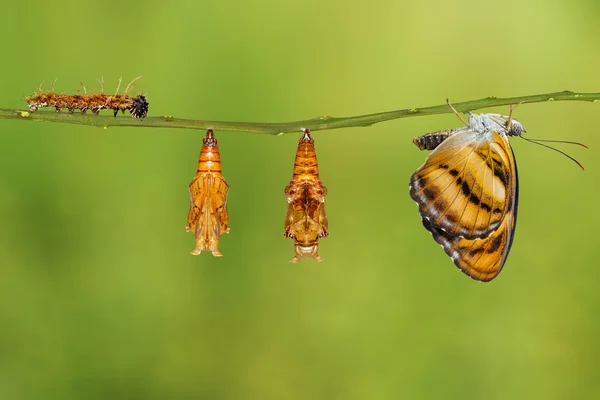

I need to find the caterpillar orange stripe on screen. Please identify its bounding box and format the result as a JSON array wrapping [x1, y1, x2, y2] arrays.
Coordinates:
[[186, 129, 230, 256], [26, 76, 149, 118], [284, 128, 329, 263]]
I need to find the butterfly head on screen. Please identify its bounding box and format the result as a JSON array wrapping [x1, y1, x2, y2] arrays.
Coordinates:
[[506, 119, 526, 137]]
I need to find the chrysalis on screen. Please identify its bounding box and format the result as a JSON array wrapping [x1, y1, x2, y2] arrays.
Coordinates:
[[186, 129, 230, 256], [284, 128, 329, 262]]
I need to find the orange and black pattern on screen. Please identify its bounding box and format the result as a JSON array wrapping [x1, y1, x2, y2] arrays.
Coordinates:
[[409, 113, 522, 281], [26, 77, 148, 118], [284, 128, 329, 263], [186, 129, 230, 256]]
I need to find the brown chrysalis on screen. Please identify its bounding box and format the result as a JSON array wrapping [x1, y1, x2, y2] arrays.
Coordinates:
[[186, 129, 230, 256], [284, 128, 329, 262], [26, 77, 149, 118]]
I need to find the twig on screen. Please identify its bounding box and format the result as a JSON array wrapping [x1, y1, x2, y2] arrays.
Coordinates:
[[1, 90, 597, 135]]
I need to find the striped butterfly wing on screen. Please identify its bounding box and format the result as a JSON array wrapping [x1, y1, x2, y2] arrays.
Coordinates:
[[410, 128, 519, 281], [410, 130, 515, 240], [421, 204, 517, 281]]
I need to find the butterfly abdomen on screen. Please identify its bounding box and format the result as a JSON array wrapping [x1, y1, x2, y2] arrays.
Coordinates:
[[413, 129, 458, 150]]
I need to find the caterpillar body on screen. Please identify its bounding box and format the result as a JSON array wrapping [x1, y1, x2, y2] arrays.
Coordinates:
[[25, 77, 149, 119]]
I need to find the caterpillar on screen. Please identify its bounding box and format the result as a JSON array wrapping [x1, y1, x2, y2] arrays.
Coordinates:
[[283, 128, 329, 263], [186, 129, 230, 256], [25, 76, 149, 119]]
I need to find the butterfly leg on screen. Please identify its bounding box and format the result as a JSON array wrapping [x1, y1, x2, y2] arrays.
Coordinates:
[[446, 98, 468, 126], [505, 101, 528, 135], [507, 101, 526, 127]]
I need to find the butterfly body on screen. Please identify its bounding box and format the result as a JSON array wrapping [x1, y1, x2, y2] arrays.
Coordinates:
[[410, 113, 524, 281]]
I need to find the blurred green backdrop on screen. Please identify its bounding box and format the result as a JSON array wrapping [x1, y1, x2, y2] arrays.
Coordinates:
[[0, 1, 599, 399]]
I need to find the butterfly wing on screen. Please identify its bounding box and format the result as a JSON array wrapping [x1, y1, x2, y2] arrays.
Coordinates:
[[410, 130, 514, 240], [421, 202, 517, 281]]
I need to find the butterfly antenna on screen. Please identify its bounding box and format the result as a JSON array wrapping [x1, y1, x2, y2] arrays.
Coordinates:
[[520, 136, 586, 171], [521, 137, 588, 149], [446, 98, 468, 126]]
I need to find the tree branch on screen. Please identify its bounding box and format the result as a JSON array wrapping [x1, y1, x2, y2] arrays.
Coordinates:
[[1, 90, 598, 135]]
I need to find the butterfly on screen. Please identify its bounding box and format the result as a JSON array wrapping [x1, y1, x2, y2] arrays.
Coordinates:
[[409, 108, 526, 281]]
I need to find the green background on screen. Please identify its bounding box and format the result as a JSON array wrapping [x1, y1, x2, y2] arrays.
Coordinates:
[[1, 1, 598, 399]]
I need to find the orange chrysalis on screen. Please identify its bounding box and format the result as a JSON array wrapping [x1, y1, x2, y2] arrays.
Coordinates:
[[186, 129, 230, 256], [284, 128, 329, 262]]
